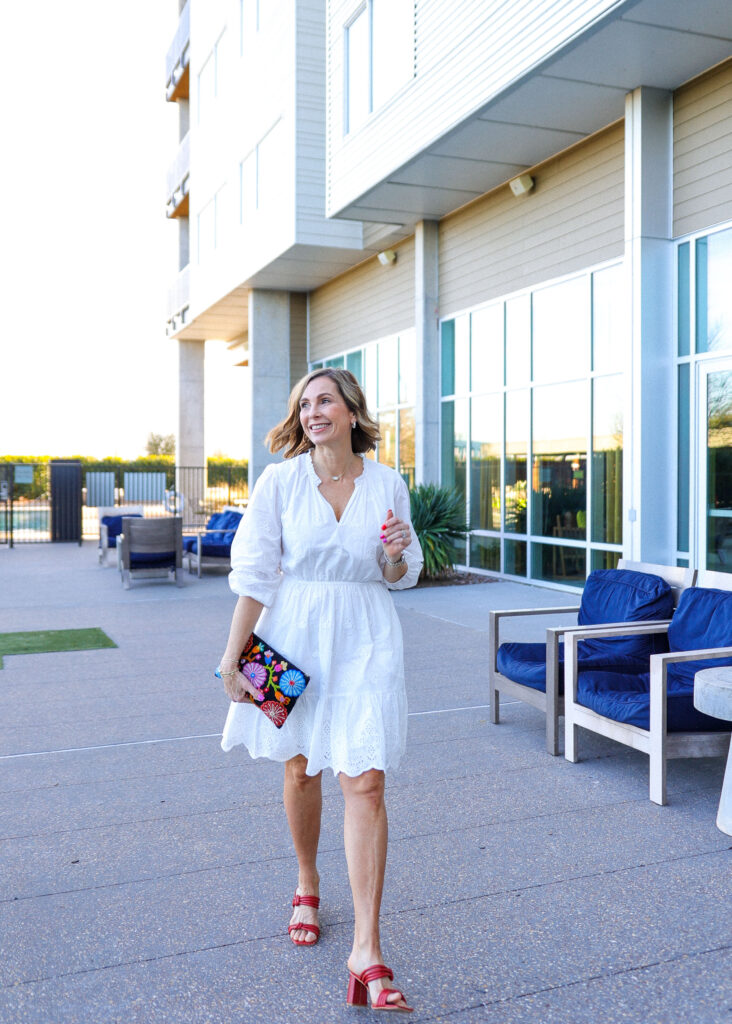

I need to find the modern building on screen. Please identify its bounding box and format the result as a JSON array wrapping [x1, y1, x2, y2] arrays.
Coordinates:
[[164, 0, 732, 589]]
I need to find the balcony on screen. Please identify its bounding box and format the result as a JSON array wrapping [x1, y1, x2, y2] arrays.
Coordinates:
[[165, 0, 190, 102], [166, 265, 190, 336], [166, 132, 190, 218]]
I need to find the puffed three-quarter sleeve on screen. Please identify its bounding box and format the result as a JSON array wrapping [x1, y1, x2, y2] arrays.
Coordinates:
[[228, 463, 283, 605], [383, 473, 423, 590]]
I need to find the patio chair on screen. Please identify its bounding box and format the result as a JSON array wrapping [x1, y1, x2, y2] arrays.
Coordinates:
[[564, 569, 732, 804], [183, 505, 244, 577], [488, 561, 695, 755], [119, 516, 183, 589], [97, 506, 144, 565]]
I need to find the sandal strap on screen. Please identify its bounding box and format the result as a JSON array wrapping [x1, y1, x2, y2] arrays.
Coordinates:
[[375, 988, 407, 1009], [358, 964, 394, 985], [288, 923, 320, 937], [292, 893, 320, 909]]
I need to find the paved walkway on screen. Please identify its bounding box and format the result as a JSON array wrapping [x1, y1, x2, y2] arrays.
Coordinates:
[[0, 543, 729, 1024]]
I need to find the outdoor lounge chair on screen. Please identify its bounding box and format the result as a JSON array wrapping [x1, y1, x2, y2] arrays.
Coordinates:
[[183, 505, 244, 577], [97, 505, 144, 565], [564, 568, 732, 805], [488, 561, 695, 755], [119, 516, 183, 589]]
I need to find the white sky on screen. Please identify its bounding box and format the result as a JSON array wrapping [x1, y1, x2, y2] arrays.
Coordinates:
[[0, 1, 246, 460]]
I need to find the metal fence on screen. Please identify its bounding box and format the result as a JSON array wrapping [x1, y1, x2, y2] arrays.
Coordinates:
[[0, 463, 248, 546]]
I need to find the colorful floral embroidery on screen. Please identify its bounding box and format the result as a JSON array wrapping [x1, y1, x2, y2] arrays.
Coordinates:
[[261, 701, 287, 726], [241, 661, 268, 689], [279, 669, 307, 697]]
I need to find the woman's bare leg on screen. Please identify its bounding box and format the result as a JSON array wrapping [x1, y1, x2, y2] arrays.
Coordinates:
[[283, 754, 322, 943], [340, 769, 409, 1009]]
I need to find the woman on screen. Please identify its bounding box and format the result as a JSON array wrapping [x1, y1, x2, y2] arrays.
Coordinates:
[[218, 367, 422, 1013]]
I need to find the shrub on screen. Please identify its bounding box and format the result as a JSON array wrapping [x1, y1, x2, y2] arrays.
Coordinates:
[[409, 484, 468, 579]]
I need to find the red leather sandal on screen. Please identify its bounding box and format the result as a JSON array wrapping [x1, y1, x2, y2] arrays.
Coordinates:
[[346, 964, 414, 1013], [288, 891, 320, 946]]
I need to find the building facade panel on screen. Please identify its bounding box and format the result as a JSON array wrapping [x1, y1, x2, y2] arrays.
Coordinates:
[[326, 0, 625, 215], [309, 239, 415, 361], [674, 60, 732, 237], [439, 123, 625, 316]]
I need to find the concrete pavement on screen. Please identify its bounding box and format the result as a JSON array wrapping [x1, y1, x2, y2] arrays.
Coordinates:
[[0, 542, 729, 1024]]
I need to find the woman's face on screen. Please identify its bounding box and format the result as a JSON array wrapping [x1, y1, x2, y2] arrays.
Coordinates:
[[299, 376, 355, 449]]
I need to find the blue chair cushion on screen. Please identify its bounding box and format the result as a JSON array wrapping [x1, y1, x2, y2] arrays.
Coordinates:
[[577, 667, 732, 732], [668, 586, 732, 655], [496, 642, 648, 694], [182, 536, 197, 553], [577, 569, 674, 659], [129, 550, 177, 568], [100, 513, 142, 547], [198, 541, 233, 558]]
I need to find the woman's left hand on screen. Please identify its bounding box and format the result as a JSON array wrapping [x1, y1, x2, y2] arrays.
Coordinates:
[[380, 508, 410, 562]]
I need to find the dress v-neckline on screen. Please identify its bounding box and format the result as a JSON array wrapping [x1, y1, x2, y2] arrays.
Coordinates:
[[307, 451, 365, 524]]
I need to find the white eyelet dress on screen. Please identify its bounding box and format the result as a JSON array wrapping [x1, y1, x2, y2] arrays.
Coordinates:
[[221, 452, 424, 777]]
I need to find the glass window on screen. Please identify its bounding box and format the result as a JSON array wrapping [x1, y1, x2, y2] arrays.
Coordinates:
[[531, 542, 586, 588], [705, 368, 732, 573], [257, 120, 287, 212], [324, 355, 345, 368], [677, 243, 690, 357], [346, 350, 363, 383], [470, 396, 501, 530], [378, 337, 398, 407], [504, 539, 526, 577], [240, 151, 256, 222], [532, 277, 589, 383], [441, 400, 468, 504], [378, 410, 397, 469], [364, 344, 378, 411], [592, 264, 624, 373], [696, 228, 732, 353], [591, 375, 623, 545], [197, 197, 216, 262], [471, 305, 503, 392], [505, 389, 528, 534], [440, 316, 468, 396], [532, 382, 587, 540], [677, 363, 690, 553], [591, 550, 621, 571], [505, 294, 530, 386], [399, 407, 415, 488], [398, 331, 416, 404], [470, 535, 500, 572], [372, 0, 413, 110], [345, 6, 370, 134], [198, 51, 216, 124]]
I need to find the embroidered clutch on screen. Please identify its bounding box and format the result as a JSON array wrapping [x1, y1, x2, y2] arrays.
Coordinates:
[[216, 632, 309, 729]]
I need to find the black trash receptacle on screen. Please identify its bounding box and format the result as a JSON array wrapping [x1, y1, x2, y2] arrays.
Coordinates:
[[50, 460, 82, 543]]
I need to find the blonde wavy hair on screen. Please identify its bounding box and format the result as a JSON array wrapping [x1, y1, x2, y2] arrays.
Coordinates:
[[266, 367, 381, 458]]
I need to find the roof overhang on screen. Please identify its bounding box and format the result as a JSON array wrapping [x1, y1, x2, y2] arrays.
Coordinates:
[[333, 0, 732, 227]]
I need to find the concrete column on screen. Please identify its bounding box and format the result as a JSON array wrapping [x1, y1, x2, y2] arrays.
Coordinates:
[[415, 220, 441, 484], [623, 87, 675, 563], [177, 339, 205, 467], [247, 289, 292, 486]]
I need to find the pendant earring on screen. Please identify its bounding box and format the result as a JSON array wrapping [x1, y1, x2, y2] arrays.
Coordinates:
[[351, 421, 356, 429]]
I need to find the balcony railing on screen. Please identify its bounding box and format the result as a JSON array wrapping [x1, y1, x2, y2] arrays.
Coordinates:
[[166, 0, 190, 100], [166, 132, 190, 217]]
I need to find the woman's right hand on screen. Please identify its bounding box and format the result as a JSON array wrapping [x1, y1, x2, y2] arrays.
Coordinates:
[[219, 663, 262, 703]]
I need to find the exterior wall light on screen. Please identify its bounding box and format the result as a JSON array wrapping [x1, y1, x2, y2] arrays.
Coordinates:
[[509, 173, 535, 196], [377, 249, 397, 265]]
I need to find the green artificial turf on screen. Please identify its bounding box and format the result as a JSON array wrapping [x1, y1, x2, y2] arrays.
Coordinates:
[[0, 628, 116, 668]]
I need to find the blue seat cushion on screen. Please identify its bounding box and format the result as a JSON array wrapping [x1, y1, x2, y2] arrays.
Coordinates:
[[577, 666, 732, 732], [668, 586, 732, 655], [129, 551, 177, 568], [496, 642, 648, 694], [198, 541, 233, 558], [577, 569, 674, 659], [100, 513, 142, 547]]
